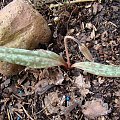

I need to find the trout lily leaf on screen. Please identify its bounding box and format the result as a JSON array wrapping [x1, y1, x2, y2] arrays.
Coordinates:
[[72, 62, 120, 77], [0, 47, 67, 68]]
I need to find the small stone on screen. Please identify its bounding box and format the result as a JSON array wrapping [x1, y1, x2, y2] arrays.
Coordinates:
[[0, 0, 51, 76], [54, 17, 59, 24]]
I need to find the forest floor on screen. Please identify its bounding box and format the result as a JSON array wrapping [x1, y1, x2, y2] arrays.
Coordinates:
[[0, 0, 120, 120]]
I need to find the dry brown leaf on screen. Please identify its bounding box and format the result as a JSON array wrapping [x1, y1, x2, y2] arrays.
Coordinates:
[[86, 23, 97, 40], [101, 31, 108, 41], [44, 92, 60, 115], [111, 6, 119, 12], [1, 79, 10, 88], [45, 68, 64, 85], [53, 115, 62, 120], [79, 44, 93, 61], [115, 90, 120, 97], [90, 28, 95, 39], [86, 23, 93, 29], [82, 99, 111, 119], [34, 69, 64, 94], [34, 78, 50, 94], [93, 3, 98, 15], [75, 74, 90, 88], [80, 89, 90, 97], [93, 3, 103, 15], [75, 74, 91, 96]]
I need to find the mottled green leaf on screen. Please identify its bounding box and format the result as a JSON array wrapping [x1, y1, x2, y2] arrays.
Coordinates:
[[0, 47, 67, 68], [72, 62, 120, 77]]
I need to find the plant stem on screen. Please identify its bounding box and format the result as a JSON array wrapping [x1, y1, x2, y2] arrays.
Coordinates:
[[64, 36, 81, 68]]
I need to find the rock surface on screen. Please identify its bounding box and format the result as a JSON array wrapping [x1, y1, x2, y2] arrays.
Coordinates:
[[0, 0, 51, 76]]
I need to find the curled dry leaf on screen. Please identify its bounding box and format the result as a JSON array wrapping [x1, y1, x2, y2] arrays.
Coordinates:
[[85, 23, 93, 29], [44, 92, 60, 115], [92, 2, 98, 15], [75, 74, 91, 96], [79, 44, 93, 62], [90, 29, 95, 39], [75, 74, 85, 88], [92, 2, 103, 15], [75, 74, 91, 89], [72, 62, 120, 77], [82, 99, 111, 119]]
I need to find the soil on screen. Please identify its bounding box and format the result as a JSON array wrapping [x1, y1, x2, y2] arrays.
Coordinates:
[[0, 0, 120, 120]]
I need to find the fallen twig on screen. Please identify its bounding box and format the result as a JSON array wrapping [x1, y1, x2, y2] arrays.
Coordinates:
[[50, 0, 96, 8], [14, 112, 23, 119], [7, 109, 11, 120], [22, 105, 34, 120]]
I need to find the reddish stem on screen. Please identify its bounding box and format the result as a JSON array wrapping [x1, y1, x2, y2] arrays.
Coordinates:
[[64, 36, 80, 68]]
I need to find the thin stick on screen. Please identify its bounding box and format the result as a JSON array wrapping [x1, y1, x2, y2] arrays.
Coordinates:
[[22, 105, 34, 120], [50, 0, 96, 8], [36, 100, 53, 115], [14, 112, 23, 119], [7, 109, 11, 120], [80, 114, 84, 120], [36, 97, 57, 115]]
